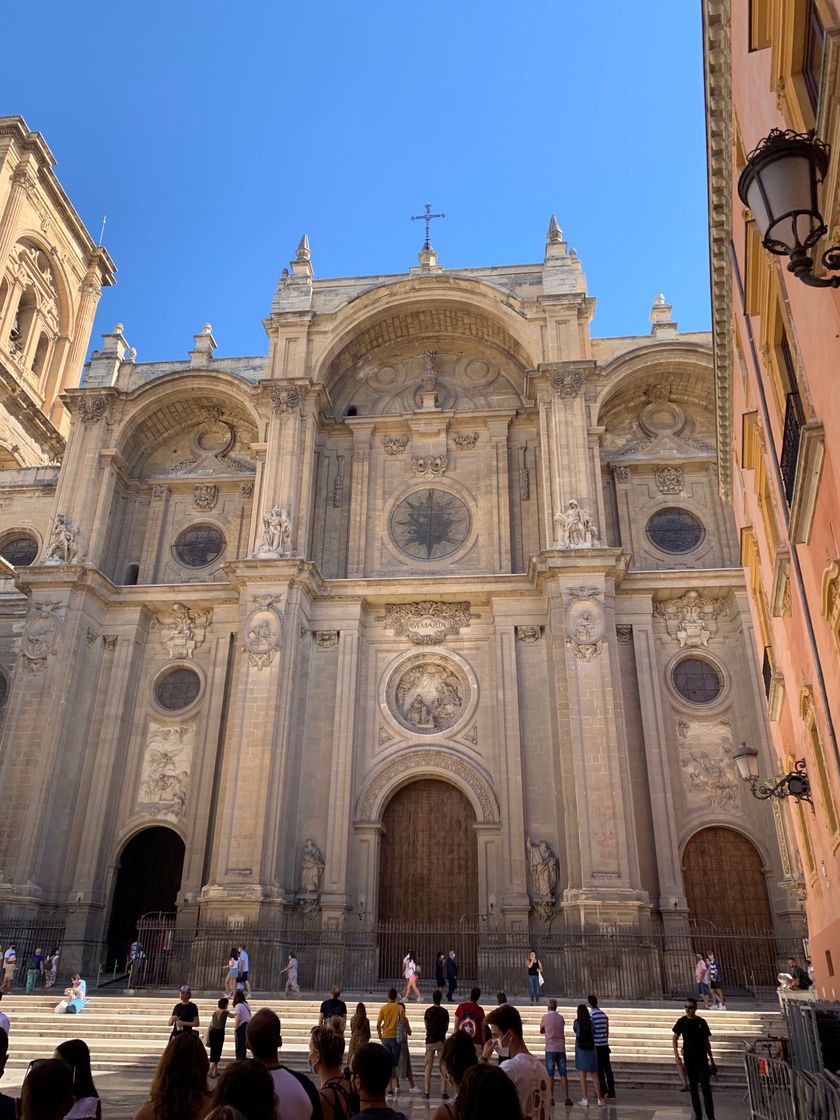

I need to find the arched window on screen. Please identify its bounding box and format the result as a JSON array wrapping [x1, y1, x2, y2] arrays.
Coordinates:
[[123, 562, 140, 586], [31, 331, 50, 378], [9, 287, 36, 360]]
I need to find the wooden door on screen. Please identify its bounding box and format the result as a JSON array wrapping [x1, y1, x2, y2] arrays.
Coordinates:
[[683, 827, 773, 928], [378, 779, 478, 922]]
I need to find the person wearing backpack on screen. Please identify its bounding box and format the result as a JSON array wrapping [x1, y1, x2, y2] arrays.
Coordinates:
[[455, 987, 486, 1059], [573, 1004, 604, 1106]]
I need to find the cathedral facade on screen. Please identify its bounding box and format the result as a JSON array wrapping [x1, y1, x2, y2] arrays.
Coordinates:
[[0, 124, 805, 977]]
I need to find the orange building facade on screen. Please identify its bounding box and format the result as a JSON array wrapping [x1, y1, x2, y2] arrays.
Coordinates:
[[704, 0, 840, 996]]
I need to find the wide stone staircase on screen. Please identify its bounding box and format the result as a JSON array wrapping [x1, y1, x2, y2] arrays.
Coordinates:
[[0, 994, 782, 1091]]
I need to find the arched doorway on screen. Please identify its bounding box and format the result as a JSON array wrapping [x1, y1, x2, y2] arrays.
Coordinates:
[[682, 827, 775, 990], [378, 779, 479, 980], [106, 827, 186, 964]]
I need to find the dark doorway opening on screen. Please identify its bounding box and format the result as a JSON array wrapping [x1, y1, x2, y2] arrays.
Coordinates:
[[105, 827, 185, 965]]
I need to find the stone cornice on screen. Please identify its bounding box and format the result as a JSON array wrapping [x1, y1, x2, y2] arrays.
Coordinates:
[[0, 354, 65, 460], [702, 0, 733, 499]]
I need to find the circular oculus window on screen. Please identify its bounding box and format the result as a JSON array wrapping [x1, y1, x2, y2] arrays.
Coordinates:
[[0, 534, 38, 567], [671, 657, 723, 704], [153, 666, 202, 712], [646, 508, 705, 554], [389, 488, 471, 561], [173, 524, 225, 568]]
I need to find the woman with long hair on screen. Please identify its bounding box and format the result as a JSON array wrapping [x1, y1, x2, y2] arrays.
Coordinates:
[[309, 1026, 357, 1120], [573, 1003, 603, 1106], [347, 1002, 370, 1072], [224, 948, 239, 998], [133, 1032, 211, 1120], [455, 1064, 524, 1120], [402, 950, 421, 1001], [44, 947, 60, 991], [55, 1039, 100, 1120], [431, 1031, 477, 1120], [210, 1060, 275, 1120], [525, 949, 543, 1005], [232, 990, 251, 1061], [207, 997, 233, 1079]]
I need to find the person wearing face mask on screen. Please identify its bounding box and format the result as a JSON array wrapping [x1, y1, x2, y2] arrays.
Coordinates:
[[484, 1004, 550, 1120]]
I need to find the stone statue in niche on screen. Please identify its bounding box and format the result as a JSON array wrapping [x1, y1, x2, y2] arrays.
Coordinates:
[[527, 837, 559, 922], [159, 603, 209, 660], [299, 838, 325, 909], [555, 500, 599, 547], [258, 506, 291, 557], [42, 515, 78, 564]]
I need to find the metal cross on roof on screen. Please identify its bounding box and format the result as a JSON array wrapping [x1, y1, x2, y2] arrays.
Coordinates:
[[410, 203, 446, 249]]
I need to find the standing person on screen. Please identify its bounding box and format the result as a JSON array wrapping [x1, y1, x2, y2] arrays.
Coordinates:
[[423, 989, 450, 1100], [237, 945, 251, 996], [485, 1003, 550, 1120], [232, 990, 251, 1061], [402, 951, 421, 1002], [207, 997, 233, 1079], [432, 1032, 477, 1120], [540, 998, 571, 1107], [526, 950, 543, 1006], [348, 1002, 371, 1071], [133, 1033, 211, 1120], [210, 1060, 275, 1120], [25, 947, 44, 994], [309, 1025, 358, 1119], [169, 985, 199, 1036], [706, 954, 726, 1010], [572, 1004, 603, 1107], [247, 1007, 319, 1120], [376, 988, 401, 1094], [455, 988, 486, 1059], [319, 986, 348, 1029], [19, 1060, 74, 1120], [43, 947, 60, 991], [55, 1039, 100, 1120], [281, 952, 300, 998], [587, 996, 615, 1101], [395, 1000, 420, 1095], [695, 956, 711, 1008], [456, 1064, 524, 1120], [445, 950, 458, 1002], [435, 953, 446, 992], [350, 1042, 408, 1120], [225, 948, 239, 998], [673, 998, 717, 1120], [1, 947, 14, 994], [129, 940, 146, 988]]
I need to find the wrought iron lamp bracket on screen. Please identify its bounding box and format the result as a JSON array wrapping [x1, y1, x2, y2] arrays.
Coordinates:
[[750, 759, 813, 808]]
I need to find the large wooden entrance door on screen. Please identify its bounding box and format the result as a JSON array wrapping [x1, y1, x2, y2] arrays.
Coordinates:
[[379, 779, 479, 922], [682, 827, 772, 928]]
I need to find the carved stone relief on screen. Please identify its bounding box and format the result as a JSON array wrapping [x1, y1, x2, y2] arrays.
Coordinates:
[[240, 482, 254, 498], [299, 838, 324, 913], [411, 455, 447, 477], [313, 630, 339, 650], [137, 721, 194, 822], [243, 596, 283, 669], [42, 515, 78, 565], [21, 601, 63, 672], [555, 500, 599, 548], [654, 590, 728, 648], [516, 625, 544, 643], [613, 466, 632, 484], [656, 466, 684, 494], [452, 432, 478, 449], [551, 370, 583, 398], [615, 625, 633, 642], [527, 837, 559, 922], [382, 435, 409, 456], [267, 384, 302, 414], [77, 395, 108, 424], [385, 653, 470, 734], [154, 603, 210, 660], [193, 484, 218, 511], [565, 588, 606, 662], [676, 718, 742, 813], [380, 601, 472, 645], [257, 507, 291, 558]]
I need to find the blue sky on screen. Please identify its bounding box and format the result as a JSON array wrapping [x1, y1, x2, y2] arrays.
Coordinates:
[[7, 2, 711, 362]]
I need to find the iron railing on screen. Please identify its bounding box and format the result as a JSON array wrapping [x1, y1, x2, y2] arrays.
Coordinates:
[[745, 1052, 840, 1120], [0, 917, 65, 990], [780, 390, 805, 503]]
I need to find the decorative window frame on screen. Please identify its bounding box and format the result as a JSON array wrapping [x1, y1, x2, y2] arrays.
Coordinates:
[[800, 684, 840, 851], [151, 661, 206, 718]]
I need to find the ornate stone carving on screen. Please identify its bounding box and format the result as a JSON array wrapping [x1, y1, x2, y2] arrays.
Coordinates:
[[85, 628, 97, 646], [240, 482, 254, 498], [677, 718, 741, 813], [102, 635, 118, 651], [565, 588, 606, 662], [218, 453, 255, 474], [386, 653, 470, 734], [654, 590, 728, 648], [299, 838, 324, 912], [137, 722, 194, 821], [77, 395, 108, 424], [42, 515, 78, 564], [333, 455, 344, 508], [193, 484, 218, 511], [169, 458, 199, 475], [552, 370, 583, 398], [615, 625, 633, 642], [21, 601, 63, 672], [257, 506, 291, 558], [357, 748, 500, 823], [243, 596, 283, 669], [382, 435, 409, 456], [267, 384, 302, 414], [516, 625, 544, 643], [381, 601, 472, 645], [155, 603, 210, 660], [313, 630, 339, 650], [527, 837, 559, 922], [554, 500, 599, 548], [655, 466, 684, 494], [378, 726, 395, 746], [411, 454, 447, 477], [519, 446, 530, 501], [461, 724, 478, 745], [153, 486, 169, 502], [452, 432, 479, 449]]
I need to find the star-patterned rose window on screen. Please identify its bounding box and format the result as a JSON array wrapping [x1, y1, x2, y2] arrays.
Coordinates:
[[389, 488, 471, 560]]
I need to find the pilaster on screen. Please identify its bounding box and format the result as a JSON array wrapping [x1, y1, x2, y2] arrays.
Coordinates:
[[346, 421, 374, 577]]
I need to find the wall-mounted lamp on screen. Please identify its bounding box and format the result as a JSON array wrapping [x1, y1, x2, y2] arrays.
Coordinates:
[[738, 129, 840, 288], [732, 741, 813, 806]]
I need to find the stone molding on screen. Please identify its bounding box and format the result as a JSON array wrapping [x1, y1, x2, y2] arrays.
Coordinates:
[[356, 747, 500, 823], [380, 601, 472, 645]]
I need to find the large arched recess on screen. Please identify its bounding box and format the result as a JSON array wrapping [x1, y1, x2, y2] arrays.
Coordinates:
[[105, 826, 186, 964]]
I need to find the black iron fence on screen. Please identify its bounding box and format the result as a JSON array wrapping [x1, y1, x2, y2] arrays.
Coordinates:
[[745, 1052, 840, 1120], [132, 914, 804, 1000], [0, 917, 65, 990]]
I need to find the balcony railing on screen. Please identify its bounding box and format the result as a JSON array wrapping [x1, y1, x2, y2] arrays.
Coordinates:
[[779, 391, 805, 504], [762, 647, 773, 699]]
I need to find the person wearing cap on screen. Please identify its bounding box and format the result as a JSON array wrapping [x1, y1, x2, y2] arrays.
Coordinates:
[[169, 985, 199, 1037]]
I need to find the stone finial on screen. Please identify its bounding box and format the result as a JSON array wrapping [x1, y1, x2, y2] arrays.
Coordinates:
[[189, 322, 216, 364], [296, 234, 311, 262], [418, 244, 439, 271], [650, 293, 678, 339], [290, 234, 313, 279], [547, 215, 563, 243], [83, 323, 130, 386], [544, 215, 567, 264]]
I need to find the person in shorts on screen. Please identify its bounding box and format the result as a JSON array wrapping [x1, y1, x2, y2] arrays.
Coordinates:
[[540, 998, 571, 1106], [1, 948, 15, 994], [695, 955, 711, 1008]]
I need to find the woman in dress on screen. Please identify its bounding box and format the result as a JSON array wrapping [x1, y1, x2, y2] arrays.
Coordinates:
[[232, 990, 251, 1061], [309, 1026, 357, 1120], [347, 1002, 371, 1072], [133, 1032, 211, 1120], [525, 950, 543, 1005], [207, 997, 232, 1079], [55, 1039, 100, 1120], [395, 1000, 419, 1094], [402, 951, 421, 1001], [573, 1003, 603, 1106], [224, 948, 239, 998], [43, 947, 60, 991]]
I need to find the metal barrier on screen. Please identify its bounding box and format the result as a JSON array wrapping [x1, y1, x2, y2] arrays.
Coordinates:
[[745, 1053, 840, 1120], [0, 918, 65, 990]]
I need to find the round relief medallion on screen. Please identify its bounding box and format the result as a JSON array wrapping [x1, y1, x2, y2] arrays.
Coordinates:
[[386, 653, 471, 735], [389, 488, 471, 561]]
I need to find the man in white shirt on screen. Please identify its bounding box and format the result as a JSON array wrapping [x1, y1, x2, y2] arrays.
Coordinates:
[[237, 944, 251, 995], [485, 1003, 549, 1120], [247, 1007, 319, 1120]]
